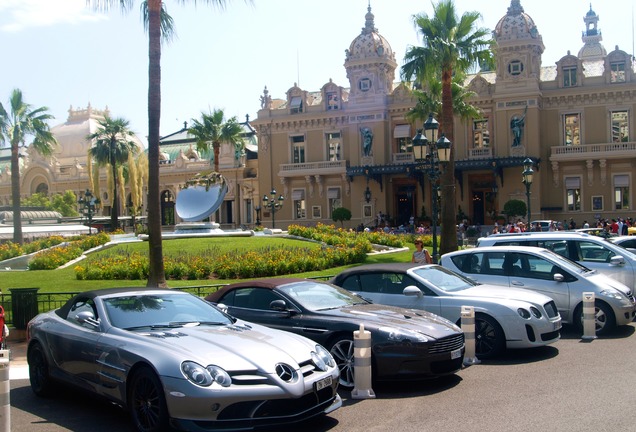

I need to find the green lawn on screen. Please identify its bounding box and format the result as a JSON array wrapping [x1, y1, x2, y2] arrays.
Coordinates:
[[1, 236, 414, 293]]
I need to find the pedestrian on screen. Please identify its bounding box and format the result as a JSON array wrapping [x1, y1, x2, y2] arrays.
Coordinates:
[[412, 238, 432, 264]]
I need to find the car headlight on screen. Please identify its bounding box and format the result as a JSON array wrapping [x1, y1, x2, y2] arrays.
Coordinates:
[[182, 361, 231, 387], [312, 344, 335, 371], [379, 326, 429, 343], [599, 289, 626, 300], [530, 307, 542, 319], [517, 308, 531, 319]]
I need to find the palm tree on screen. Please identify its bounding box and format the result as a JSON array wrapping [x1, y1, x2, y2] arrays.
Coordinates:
[[405, 73, 481, 127], [401, 0, 493, 255], [188, 109, 245, 173], [87, 116, 139, 231], [86, 0, 246, 288], [0, 88, 57, 245]]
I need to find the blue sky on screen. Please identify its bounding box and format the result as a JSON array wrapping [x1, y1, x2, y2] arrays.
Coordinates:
[[1, 0, 634, 146]]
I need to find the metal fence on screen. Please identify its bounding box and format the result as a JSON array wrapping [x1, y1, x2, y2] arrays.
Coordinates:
[[1, 284, 230, 328], [1, 278, 336, 328]]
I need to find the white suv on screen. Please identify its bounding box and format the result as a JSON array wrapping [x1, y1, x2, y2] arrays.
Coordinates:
[[477, 231, 636, 289]]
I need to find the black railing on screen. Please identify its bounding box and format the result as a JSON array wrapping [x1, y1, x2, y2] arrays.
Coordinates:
[[1, 284, 230, 327]]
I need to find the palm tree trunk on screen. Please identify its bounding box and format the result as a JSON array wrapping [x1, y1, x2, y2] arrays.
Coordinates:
[[146, 0, 167, 288], [440, 67, 458, 255], [10, 140, 23, 245], [110, 139, 119, 231]]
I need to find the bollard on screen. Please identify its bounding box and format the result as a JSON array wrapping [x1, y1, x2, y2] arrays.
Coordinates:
[[351, 323, 375, 399], [581, 292, 597, 341], [461, 306, 481, 366], [0, 349, 10, 432]]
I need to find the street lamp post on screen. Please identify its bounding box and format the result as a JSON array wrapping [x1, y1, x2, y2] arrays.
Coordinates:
[[255, 205, 262, 226], [262, 189, 284, 229], [78, 189, 100, 235], [522, 158, 534, 224], [412, 114, 451, 264]]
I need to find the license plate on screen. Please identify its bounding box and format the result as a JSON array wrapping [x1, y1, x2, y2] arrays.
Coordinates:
[[315, 375, 332, 391], [451, 348, 462, 360], [553, 319, 562, 331]]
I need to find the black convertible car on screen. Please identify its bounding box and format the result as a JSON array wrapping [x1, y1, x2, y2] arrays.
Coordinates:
[[205, 278, 465, 388]]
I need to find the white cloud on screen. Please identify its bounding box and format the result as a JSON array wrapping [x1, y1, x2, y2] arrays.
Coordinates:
[[0, 0, 105, 32]]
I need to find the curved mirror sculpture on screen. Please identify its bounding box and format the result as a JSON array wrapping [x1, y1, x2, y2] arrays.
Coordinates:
[[175, 183, 227, 222]]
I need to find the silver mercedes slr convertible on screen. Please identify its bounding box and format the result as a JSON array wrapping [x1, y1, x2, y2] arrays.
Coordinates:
[[26, 287, 341, 432]]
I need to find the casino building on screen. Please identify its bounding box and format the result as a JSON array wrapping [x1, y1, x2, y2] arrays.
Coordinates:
[[1, 0, 635, 231], [252, 0, 636, 229]]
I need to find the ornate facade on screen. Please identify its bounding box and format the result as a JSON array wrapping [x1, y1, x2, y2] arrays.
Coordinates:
[[2, 1, 634, 230], [253, 1, 636, 229], [0, 105, 259, 229]]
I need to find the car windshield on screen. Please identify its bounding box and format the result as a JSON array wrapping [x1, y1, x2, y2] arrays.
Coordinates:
[[539, 248, 593, 273], [278, 281, 368, 311], [606, 239, 636, 258], [103, 292, 232, 330], [412, 265, 475, 292]]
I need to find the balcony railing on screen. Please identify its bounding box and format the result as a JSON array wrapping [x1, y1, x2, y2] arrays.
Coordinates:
[[550, 141, 636, 161], [468, 147, 493, 159], [278, 160, 347, 176]]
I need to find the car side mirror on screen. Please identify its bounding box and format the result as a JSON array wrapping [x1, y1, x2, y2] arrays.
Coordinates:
[[403, 285, 423, 298], [270, 299, 288, 311], [215, 303, 229, 313], [552, 273, 564, 282], [610, 255, 626, 266], [76, 310, 99, 328]]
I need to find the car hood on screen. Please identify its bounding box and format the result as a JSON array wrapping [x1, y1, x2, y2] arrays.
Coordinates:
[[318, 303, 461, 339], [130, 320, 317, 373], [451, 284, 553, 305], [585, 273, 632, 296]]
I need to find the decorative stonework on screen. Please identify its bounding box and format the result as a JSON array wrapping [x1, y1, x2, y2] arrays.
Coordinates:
[[586, 160, 594, 185], [551, 161, 560, 187], [599, 159, 607, 185]]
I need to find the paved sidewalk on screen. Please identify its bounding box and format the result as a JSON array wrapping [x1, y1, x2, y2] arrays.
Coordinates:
[[6, 336, 28, 380]]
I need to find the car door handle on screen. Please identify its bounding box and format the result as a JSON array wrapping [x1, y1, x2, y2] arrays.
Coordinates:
[[511, 280, 524, 286]]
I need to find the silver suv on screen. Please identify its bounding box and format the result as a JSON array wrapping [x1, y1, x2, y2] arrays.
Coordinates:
[[477, 232, 636, 289]]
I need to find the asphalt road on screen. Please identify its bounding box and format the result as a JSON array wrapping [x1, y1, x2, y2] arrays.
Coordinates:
[[7, 324, 636, 432]]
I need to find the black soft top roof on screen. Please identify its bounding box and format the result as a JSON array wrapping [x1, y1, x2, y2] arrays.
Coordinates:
[[55, 287, 176, 319]]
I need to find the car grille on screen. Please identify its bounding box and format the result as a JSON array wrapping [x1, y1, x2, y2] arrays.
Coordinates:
[[543, 300, 559, 318], [428, 333, 464, 354], [541, 330, 560, 342], [228, 359, 321, 386]]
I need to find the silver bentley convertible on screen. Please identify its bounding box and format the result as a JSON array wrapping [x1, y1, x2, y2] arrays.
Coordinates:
[[26, 288, 342, 432]]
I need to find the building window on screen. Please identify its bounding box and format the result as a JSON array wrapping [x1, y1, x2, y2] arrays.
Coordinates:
[[326, 92, 339, 110], [246, 199, 253, 224], [473, 119, 490, 148], [563, 67, 577, 87], [291, 135, 305, 163], [327, 187, 341, 218], [394, 124, 412, 153], [326, 132, 341, 161], [292, 189, 306, 219], [563, 113, 580, 146], [358, 78, 372, 92], [611, 110, 629, 142], [610, 62, 626, 83], [614, 175, 630, 210], [290, 96, 303, 114], [565, 177, 581, 211], [508, 60, 524, 76]]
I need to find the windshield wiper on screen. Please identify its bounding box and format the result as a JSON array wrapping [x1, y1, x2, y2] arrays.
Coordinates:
[[125, 323, 183, 331]]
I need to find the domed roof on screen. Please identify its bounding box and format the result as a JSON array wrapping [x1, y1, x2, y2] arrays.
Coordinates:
[[494, 0, 541, 42], [345, 5, 393, 62], [50, 104, 110, 162]]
